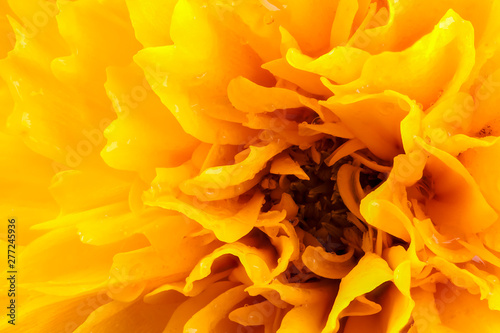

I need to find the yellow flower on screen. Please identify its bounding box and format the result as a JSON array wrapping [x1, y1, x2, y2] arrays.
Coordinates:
[[2, 0, 500, 332]]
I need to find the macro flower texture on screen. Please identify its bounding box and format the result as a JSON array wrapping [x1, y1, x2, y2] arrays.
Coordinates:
[[2, 0, 500, 332]]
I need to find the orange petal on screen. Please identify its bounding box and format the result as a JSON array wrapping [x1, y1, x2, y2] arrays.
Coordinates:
[[183, 285, 248, 333], [322, 253, 393, 333], [270, 153, 309, 180], [417, 138, 498, 234], [302, 246, 356, 279]]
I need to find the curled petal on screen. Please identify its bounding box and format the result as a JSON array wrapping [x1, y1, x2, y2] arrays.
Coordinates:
[[181, 241, 279, 289], [321, 91, 415, 160], [322, 253, 393, 333], [337, 163, 364, 221], [458, 235, 500, 268], [125, 0, 176, 47], [103, 62, 199, 173], [298, 122, 354, 139], [324, 10, 475, 109], [0, 292, 111, 332], [302, 246, 356, 279], [145, 192, 264, 243], [183, 285, 248, 333], [228, 76, 304, 113], [181, 141, 288, 199], [145, 270, 231, 301], [16, 227, 142, 297], [325, 139, 365, 166], [164, 281, 240, 333], [459, 138, 500, 212], [262, 58, 332, 96], [270, 153, 309, 180], [247, 280, 337, 307], [278, 300, 332, 333], [134, 0, 274, 144], [436, 284, 500, 332], [229, 300, 277, 327], [417, 138, 498, 234], [0, 133, 58, 244], [329, 0, 358, 47], [341, 295, 381, 317], [271, 193, 299, 219], [361, 199, 411, 242], [286, 46, 370, 85], [74, 296, 182, 333], [413, 218, 474, 263], [428, 256, 495, 304], [270, 0, 341, 56], [480, 222, 500, 253], [355, 0, 493, 54]]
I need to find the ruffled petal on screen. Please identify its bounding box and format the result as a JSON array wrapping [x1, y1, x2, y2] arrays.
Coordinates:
[[181, 141, 288, 199], [321, 91, 415, 160], [416, 139, 498, 234], [302, 246, 356, 279], [324, 10, 475, 110], [102, 62, 199, 173], [134, 0, 273, 144], [322, 253, 393, 333]]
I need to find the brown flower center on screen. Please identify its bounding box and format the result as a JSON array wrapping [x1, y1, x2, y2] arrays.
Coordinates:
[[261, 138, 385, 255]]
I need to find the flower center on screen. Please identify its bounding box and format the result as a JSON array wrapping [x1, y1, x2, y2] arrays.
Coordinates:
[[261, 138, 385, 255]]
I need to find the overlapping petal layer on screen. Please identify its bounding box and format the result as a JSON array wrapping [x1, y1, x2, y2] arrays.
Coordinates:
[[2, 0, 500, 332]]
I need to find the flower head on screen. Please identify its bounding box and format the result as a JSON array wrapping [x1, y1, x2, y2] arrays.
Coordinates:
[[2, 0, 500, 332]]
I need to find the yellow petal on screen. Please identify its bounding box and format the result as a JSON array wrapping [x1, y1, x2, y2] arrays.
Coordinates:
[[0, 133, 58, 244], [247, 280, 337, 307], [322, 253, 393, 333], [17, 227, 145, 297], [329, 0, 358, 47], [134, 0, 272, 144], [298, 122, 355, 139], [181, 142, 288, 199], [183, 285, 248, 333], [228, 76, 304, 113], [0, 292, 111, 333], [286, 46, 369, 85], [102, 62, 199, 173], [125, 0, 176, 47], [324, 10, 475, 110], [74, 296, 183, 333], [354, 0, 493, 54], [270, 0, 341, 56], [144, 192, 264, 243], [277, 300, 331, 333], [262, 57, 332, 96]]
